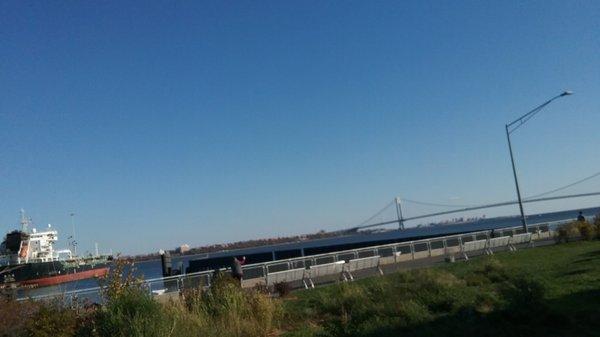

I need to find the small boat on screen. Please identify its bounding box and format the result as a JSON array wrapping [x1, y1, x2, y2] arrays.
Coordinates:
[[0, 210, 111, 288]]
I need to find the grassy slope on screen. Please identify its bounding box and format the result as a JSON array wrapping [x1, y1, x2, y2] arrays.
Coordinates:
[[282, 241, 600, 337], [443, 241, 600, 313]]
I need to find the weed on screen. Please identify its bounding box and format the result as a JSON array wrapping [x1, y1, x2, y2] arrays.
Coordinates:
[[274, 281, 292, 297], [94, 287, 174, 337], [556, 221, 588, 243], [182, 273, 281, 337]]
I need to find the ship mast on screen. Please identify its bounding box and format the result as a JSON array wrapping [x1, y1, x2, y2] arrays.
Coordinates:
[[20, 209, 30, 233], [70, 212, 77, 256]]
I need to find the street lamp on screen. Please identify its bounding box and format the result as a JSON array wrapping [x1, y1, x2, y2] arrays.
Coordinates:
[[505, 91, 573, 232]]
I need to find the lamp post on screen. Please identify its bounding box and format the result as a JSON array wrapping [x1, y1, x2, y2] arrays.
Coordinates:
[[505, 91, 573, 232]]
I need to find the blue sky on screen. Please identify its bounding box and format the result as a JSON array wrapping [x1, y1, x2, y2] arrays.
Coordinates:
[[1, 1, 599, 255]]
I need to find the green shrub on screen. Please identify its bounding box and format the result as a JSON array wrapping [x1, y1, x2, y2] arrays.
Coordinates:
[[92, 257, 178, 337], [0, 299, 39, 337], [556, 221, 594, 243], [0, 298, 91, 337], [98, 257, 144, 303], [577, 221, 595, 241], [94, 287, 174, 337], [410, 270, 467, 313], [473, 291, 501, 314], [479, 258, 510, 283], [27, 302, 79, 337], [182, 273, 281, 337], [499, 273, 547, 318], [316, 283, 386, 337], [394, 300, 433, 326], [274, 281, 292, 298], [292, 268, 484, 336], [464, 273, 489, 287]]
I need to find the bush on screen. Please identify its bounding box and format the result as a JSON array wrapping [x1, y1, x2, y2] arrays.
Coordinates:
[[0, 299, 39, 337], [92, 257, 177, 337], [479, 258, 510, 283], [499, 273, 547, 318], [0, 298, 90, 337], [555, 221, 594, 243], [577, 221, 595, 241], [292, 268, 481, 336], [99, 257, 144, 303], [94, 287, 173, 337], [274, 281, 292, 298], [27, 302, 79, 337], [182, 273, 281, 337], [410, 270, 468, 313]]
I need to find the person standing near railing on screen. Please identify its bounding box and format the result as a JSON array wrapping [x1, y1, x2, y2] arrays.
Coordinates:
[[231, 256, 246, 285], [577, 211, 586, 222]]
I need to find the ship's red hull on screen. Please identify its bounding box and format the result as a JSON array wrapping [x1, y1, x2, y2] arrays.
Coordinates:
[[20, 267, 109, 287]]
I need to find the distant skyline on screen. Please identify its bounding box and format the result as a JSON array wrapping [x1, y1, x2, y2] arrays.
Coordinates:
[[1, 1, 600, 255]]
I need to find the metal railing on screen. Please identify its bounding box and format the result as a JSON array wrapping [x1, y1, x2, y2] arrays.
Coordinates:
[[17, 218, 572, 303]]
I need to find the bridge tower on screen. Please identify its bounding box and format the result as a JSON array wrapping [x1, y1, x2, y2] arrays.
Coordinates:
[[395, 197, 405, 230]]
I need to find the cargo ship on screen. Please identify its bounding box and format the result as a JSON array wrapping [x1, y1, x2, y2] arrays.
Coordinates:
[[0, 210, 111, 288]]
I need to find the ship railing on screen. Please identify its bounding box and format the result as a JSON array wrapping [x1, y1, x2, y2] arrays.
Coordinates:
[[17, 218, 573, 303]]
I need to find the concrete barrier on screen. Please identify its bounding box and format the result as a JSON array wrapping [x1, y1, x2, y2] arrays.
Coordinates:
[[266, 268, 307, 288], [343, 256, 381, 281], [412, 243, 430, 259], [267, 262, 290, 273], [307, 260, 345, 288], [429, 240, 445, 257], [538, 231, 551, 240], [510, 233, 532, 244], [242, 277, 266, 288], [242, 266, 265, 280], [461, 239, 487, 260], [485, 236, 511, 254], [395, 245, 413, 262], [379, 256, 396, 265], [180, 273, 211, 290], [488, 236, 511, 248], [509, 233, 532, 251], [444, 238, 461, 256], [445, 245, 461, 255]]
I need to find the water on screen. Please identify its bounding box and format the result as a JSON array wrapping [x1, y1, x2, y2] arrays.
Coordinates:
[[15, 206, 600, 299], [14, 256, 187, 299]]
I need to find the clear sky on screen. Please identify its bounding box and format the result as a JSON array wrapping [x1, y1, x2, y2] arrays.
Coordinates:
[[1, 1, 599, 255]]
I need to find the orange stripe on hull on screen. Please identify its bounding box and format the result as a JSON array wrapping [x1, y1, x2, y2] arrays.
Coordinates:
[[20, 267, 109, 287]]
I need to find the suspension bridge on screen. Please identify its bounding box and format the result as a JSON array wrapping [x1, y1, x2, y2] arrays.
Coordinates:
[[345, 169, 600, 233]]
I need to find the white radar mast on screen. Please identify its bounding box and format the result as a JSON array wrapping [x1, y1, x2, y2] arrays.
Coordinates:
[[20, 209, 31, 233]]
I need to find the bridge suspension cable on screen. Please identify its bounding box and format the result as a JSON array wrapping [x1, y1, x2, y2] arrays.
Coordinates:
[[524, 169, 600, 200], [358, 199, 395, 227], [351, 169, 600, 231], [350, 190, 600, 231], [400, 198, 475, 208], [400, 169, 600, 212]]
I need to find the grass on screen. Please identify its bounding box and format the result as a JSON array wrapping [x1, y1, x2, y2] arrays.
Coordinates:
[[444, 240, 600, 307], [281, 240, 600, 337], [1, 240, 599, 337]]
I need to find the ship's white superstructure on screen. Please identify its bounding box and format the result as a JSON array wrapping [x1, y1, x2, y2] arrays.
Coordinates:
[[17, 226, 72, 264], [1, 210, 73, 266]]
